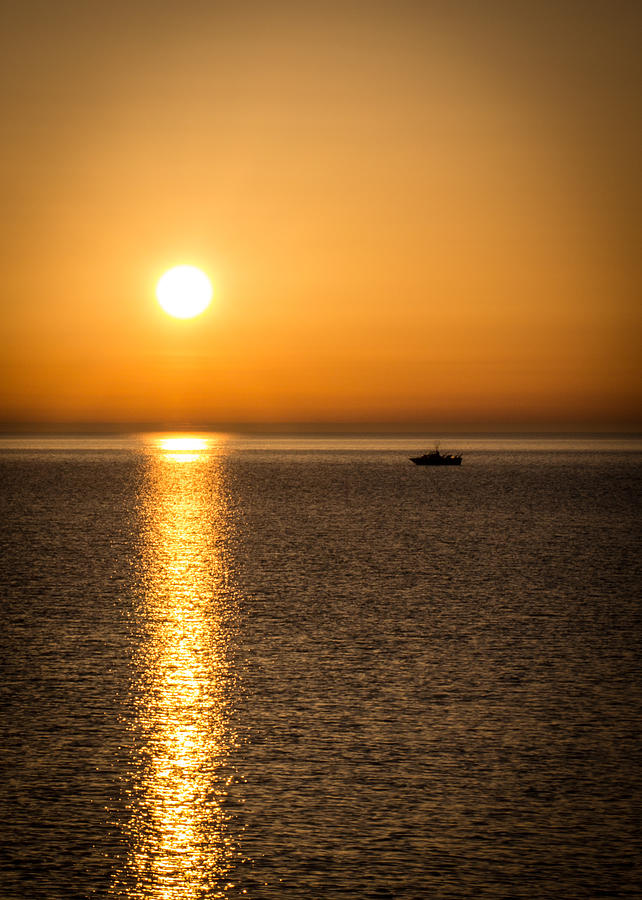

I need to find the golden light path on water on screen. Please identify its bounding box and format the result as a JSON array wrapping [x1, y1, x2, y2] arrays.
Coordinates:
[[115, 435, 237, 898]]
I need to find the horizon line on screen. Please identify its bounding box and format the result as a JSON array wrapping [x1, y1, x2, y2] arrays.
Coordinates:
[[0, 421, 640, 437]]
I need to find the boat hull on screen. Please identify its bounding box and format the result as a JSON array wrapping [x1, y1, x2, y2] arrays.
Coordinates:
[[410, 454, 462, 466]]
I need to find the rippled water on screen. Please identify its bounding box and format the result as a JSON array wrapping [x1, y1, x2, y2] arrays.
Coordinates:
[[1, 435, 641, 898]]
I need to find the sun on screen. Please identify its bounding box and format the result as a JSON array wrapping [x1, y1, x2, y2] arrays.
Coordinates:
[[156, 265, 213, 319]]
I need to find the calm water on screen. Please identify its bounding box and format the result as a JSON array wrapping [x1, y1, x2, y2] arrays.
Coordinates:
[[1, 434, 641, 899]]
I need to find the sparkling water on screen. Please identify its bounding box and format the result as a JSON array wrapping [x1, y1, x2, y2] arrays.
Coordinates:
[[1, 435, 641, 898]]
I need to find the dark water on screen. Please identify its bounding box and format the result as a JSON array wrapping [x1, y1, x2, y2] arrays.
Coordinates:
[[1, 435, 641, 899]]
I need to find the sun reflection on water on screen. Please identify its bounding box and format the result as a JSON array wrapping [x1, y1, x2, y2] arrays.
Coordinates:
[[158, 437, 210, 463], [115, 435, 237, 898]]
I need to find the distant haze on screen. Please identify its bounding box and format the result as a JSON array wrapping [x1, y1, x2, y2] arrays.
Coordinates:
[[1, 2, 640, 430]]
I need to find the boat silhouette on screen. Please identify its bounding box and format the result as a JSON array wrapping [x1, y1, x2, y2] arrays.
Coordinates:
[[410, 446, 462, 466]]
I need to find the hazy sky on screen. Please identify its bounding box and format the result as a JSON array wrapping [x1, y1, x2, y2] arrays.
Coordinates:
[[1, 1, 640, 429]]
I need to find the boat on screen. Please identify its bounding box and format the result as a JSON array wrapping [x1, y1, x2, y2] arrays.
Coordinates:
[[410, 446, 462, 466]]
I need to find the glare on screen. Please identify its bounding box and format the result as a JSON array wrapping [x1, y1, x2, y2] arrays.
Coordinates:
[[160, 437, 208, 454], [120, 447, 234, 895], [156, 266, 213, 319]]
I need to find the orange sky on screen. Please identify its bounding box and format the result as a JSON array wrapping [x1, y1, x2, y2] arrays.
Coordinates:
[[1, 2, 640, 430]]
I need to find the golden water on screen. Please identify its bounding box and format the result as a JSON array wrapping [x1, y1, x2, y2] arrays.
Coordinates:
[[116, 437, 236, 898]]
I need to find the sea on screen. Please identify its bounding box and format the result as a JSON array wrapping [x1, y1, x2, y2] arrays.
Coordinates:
[[1, 433, 641, 899]]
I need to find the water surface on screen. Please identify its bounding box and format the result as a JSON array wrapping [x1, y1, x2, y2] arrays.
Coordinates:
[[1, 434, 641, 898]]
